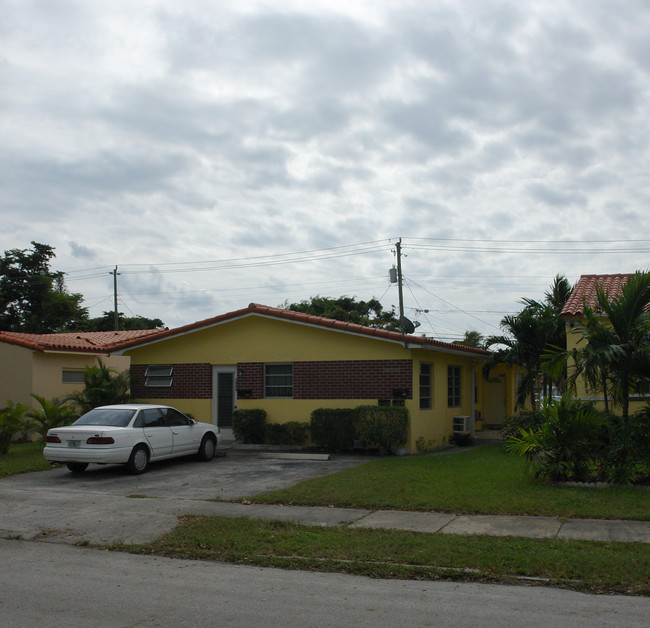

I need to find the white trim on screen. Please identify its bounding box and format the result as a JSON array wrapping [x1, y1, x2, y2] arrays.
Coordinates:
[[212, 365, 236, 429]]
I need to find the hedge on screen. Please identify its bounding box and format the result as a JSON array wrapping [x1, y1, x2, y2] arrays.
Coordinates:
[[310, 408, 359, 452], [264, 421, 310, 446], [356, 405, 409, 452], [232, 409, 266, 444]]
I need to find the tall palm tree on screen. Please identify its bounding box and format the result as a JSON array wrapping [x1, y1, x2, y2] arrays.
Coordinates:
[[487, 305, 548, 409], [585, 271, 650, 423], [487, 275, 573, 409]]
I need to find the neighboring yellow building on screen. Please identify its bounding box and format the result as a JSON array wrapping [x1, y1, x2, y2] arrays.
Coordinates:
[[113, 303, 516, 453], [0, 330, 160, 411], [561, 273, 649, 414]]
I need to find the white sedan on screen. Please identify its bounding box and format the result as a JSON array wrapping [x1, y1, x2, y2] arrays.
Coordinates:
[[44, 404, 219, 474]]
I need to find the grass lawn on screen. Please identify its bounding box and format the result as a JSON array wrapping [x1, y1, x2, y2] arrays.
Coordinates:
[[0, 442, 52, 478], [4, 440, 647, 594], [118, 515, 650, 596], [250, 444, 650, 520]]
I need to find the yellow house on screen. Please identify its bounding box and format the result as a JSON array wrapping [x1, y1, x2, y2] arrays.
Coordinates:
[[561, 273, 649, 414], [0, 330, 160, 410], [114, 303, 515, 453]]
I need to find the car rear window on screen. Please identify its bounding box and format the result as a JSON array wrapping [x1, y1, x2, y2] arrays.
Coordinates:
[[73, 408, 137, 427]]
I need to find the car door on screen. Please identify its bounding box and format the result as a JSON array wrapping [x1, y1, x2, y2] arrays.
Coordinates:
[[161, 408, 199, 455], [141, 408, 173, 457]]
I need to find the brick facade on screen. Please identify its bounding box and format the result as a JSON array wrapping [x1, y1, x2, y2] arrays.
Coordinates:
[[130, 363, 212, 399], [132, 359, 412, 401], [237, 359, 412, 400]]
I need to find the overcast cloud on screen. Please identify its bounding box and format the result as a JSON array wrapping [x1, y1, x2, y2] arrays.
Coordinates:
[[2, 0, 649, 339]]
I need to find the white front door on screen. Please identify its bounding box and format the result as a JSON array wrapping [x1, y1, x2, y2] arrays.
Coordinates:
[[212, 366, 236, 440]]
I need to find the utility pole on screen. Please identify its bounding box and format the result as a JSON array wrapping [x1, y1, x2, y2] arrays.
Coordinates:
[[395, 238, 405, 325], [111, 266, 120, 331]]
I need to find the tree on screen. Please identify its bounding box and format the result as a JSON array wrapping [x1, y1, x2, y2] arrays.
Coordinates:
[[0, 242, 88, 332], [486, 306, 548, 409], [26, 394, 76, 441], [486, 275, 572, 408], [568, 271, 650, 423], [453, 331, 485, 348], [83, 311, 165, 331], [0, 401, 30, 455], [66, 359, 130, 413], [283, 296, 401, 331]]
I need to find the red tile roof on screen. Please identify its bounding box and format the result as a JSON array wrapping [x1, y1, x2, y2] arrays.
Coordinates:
[[106, 303, 491, 356], [561, 274, 633, 317], [0, 329, 163, 353]]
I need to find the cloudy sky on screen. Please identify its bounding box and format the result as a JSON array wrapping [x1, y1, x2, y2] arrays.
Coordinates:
[[2, 0, 649, 340]]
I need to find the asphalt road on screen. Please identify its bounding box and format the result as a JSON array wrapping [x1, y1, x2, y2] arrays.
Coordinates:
[[2, 539, 649, 628]]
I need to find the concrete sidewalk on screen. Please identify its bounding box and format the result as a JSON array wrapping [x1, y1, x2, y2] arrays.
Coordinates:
[[184, 501, 650, 544], [3, 487, 649, 545]]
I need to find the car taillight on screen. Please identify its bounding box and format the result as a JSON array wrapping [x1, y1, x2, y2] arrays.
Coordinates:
[[86, 437, 115, 445], [46, 435, 61, 443]]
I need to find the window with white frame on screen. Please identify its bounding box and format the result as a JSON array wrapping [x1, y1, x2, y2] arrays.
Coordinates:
[[447, 365, 461, 407], [145, 365, 173, 387], [264, 364, 293, 397]]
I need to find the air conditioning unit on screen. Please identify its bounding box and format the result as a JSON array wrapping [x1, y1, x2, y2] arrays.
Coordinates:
[[453, 415, 473, 434]]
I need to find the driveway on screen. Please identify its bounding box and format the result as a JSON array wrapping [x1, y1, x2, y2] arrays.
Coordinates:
[[0, 451, 369, 544]]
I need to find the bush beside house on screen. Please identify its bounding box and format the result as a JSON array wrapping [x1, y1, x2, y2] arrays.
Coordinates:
[[233, 405, 409, 453]]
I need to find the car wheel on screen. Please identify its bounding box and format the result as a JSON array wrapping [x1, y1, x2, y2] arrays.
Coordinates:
[[197, 434, 216, 461], [126, 445, 150, 475], [66, 462, 88, 473]]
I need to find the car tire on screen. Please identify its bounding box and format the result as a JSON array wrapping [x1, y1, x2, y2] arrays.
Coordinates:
[[66, 462, 89, 473], [197, 434, 216, 462], [126, 445, 150, 475]]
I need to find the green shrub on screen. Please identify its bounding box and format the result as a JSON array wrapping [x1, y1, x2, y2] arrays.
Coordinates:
[[500, 411, 544, 441], [451, 432, 473, 447], [264, 421, 310, 446], [310, 408, 359, 452], [604, 407, 650, 485], [232, 409, 266, 444], [506, 395, 607, 482], [356, 405, 409, 453], [0, 401, 30, 455], [27, 394, 76, 442]]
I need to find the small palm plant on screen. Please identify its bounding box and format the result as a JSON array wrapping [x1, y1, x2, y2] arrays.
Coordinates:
[[506, 395, 607, 482], [0, 401, 30, 455], [66, 358, 130, 413], [27, 394, 76, 442]]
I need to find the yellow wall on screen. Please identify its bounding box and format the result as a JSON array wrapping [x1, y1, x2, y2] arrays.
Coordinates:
[[0, 342, 130, 410], [565, 321, 648, 414], [0, 342, 33, 407], [32, 353, 130, 404], [128, 315, 410, 365]]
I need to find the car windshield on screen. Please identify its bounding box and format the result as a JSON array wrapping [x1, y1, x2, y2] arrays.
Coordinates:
[[73, 408, 137, 427]]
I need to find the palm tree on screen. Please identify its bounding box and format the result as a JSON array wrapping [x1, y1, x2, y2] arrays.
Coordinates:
[[0, 401, 30, 455], [583, 271, 650, 423], [26, 394, 76, 441], [454, 330, 485, 348], [487, 305, 548, 409], [487, 275, 573, 409], [66, 359, 130, 413], [551, 271, 650, 420]]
